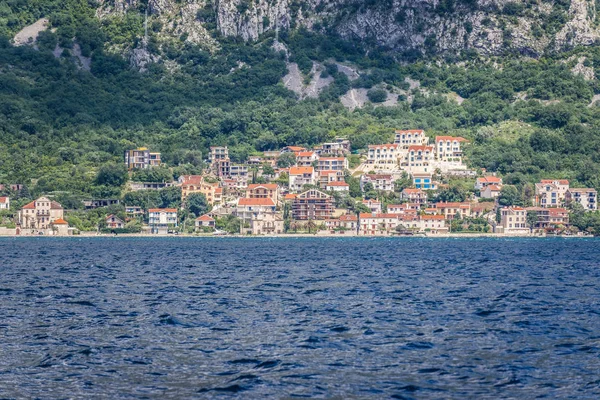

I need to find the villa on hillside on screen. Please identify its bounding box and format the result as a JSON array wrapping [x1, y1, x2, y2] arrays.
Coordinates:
[[534, 179, 570, 208], [124, 147, 161, 170], [565, 188, 597, 211]]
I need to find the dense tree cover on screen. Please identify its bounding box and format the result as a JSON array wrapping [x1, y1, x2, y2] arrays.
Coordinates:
[[2, 6, 600, 206]]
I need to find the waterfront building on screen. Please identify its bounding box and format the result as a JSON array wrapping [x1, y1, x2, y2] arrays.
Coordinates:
[[148, 208, 178, 234], [292, 189, 334, 220], [499, 206, 529, 235], [18, 197, 64, 230]]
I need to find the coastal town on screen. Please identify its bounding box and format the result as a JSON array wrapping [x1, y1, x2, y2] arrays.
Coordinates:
[[0, 129, 597, 237]]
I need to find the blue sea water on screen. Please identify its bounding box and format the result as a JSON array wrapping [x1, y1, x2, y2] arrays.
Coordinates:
[[0, 237, 599, 399]]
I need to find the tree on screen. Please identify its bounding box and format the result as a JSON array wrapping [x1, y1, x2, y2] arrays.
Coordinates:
[[367, 88, 388, 103], [277, 153, 297, 168], [95, 163, 128, 187], [526, 210, 538, 233], [498, 185, 522, 206], [262, 163, 275, 176], [186, 193, 210, 217]]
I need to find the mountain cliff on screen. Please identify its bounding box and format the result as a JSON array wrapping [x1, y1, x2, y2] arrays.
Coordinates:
[[95, 0, 600, 57]]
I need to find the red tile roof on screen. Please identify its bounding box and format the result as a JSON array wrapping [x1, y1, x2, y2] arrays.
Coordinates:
[[22, 201, 35, 209], [541, 179, 569, 185], [326, 182, 349, 187], [359, 213, 399, 219], [196, 214, 215, 221], [286, 146, 305, 152], [148, 208, 178, 213], [247, 184, 278, 190], [477, 176, 502, 184], [284, 194, 298, 200], [238, 198, 276, 206], [421, 215, 445, 220], [395, 129, 424, 134], [52, 218, 68, 225], [289, 166, 314, 175], [0, 197, 8, 203], [436, 136, 469, 142], [486, 185, 502, 191], [402, 188, 424, 194], [297, 151, 315, 157], [434, 202, 471, 209], [340, 215, 358, 221], [180, 175, 204, 185], [408, 145, 434, 152]]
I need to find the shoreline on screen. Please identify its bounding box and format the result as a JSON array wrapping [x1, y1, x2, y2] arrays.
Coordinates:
[[0, 232, 592, 239]]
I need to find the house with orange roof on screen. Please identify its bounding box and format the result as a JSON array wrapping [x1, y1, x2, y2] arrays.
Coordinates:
[[296, 151, 319, 167], [499, 206, 529, 235], [475, 176, 503, 190], [318, 170, 345, 189], [535, 179, 570, 207], [178, 175, 223, 206], [387, 203, 420, 215], [105, 214, 125, 229], [480, 184, 502, 199], [317, 157, 348, 172], [435, 136, 469, 162], [433, 202, 471, 220], [246, 183, 280, 204], [50, 218, 70, 236], [281, 146, 306, 153], [148, 208, 178, 234], [18, 197, 64, 231], [284, 193, 298, 202], [471, 202, 495, 218], [195, 214, 216, 230], [289, 166, 316, 192], [401, 145, 435, 173], [235, 198, 277, 220], [360, 213, 400, 235], [367, 144, 399, 166], [0, 197, 9, 210], [419, 215, 448, 234], [394, 130, 429, 149], [360, 174, 394, 192], [401, 188, 428, 204]]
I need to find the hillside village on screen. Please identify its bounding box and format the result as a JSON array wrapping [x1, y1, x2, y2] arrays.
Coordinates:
[[0, 129, 597, 237]]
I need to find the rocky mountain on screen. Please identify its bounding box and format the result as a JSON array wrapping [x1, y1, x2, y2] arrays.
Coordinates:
[[95, 0, 600, 57]]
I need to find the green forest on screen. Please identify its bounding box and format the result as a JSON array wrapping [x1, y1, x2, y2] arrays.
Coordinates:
[[1, 1, 600, 222]]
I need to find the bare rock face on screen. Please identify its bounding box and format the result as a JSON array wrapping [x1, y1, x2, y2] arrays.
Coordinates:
[[95, 0, 600, 57], [130, 44, 159, 72]]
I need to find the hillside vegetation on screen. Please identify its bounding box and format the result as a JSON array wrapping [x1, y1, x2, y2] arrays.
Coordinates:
[[1, 0, 600, 201]]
